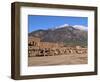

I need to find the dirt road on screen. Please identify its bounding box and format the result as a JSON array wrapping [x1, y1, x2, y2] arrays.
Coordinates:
[[28, 54, 87, 66]]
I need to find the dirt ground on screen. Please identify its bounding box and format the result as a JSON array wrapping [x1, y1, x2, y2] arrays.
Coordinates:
[[28, 54, 87, 66]]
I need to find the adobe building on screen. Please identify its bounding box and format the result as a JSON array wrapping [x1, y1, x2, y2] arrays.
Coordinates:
[[28, 36, 87, 57], [28, 36, 40, 47]]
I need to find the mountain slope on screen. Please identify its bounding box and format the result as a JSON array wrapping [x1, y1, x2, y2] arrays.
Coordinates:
[[29, 25, 87, 47]]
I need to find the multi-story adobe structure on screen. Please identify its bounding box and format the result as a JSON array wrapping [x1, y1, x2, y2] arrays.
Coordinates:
[[28, 36, 87, 57]]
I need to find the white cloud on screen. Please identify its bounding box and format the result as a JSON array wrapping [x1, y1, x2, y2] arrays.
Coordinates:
[[73, 25, 88, 31]]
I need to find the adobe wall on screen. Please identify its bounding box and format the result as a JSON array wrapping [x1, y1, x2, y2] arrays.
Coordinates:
[[28, 36, 87, 57]]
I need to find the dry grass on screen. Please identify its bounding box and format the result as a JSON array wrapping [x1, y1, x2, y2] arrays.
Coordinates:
[[28, 54, 87, 66]]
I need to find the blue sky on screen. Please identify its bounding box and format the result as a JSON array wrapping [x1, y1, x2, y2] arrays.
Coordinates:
[[28, 15, 88, 33]]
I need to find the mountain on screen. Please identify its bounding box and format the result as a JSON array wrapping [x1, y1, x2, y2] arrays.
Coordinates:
[[73, 25, 88, 31], [29, 24, 88, 47]]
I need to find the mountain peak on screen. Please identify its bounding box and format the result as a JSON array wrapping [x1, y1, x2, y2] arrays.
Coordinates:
[[59, 24, 69, 27], [55, 24, 69, 28], [54, 24, 87, 31], [73, 25, 88, 31]]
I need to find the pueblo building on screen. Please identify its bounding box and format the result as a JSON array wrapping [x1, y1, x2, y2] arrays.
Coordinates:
[[28, 36, 87, 57]]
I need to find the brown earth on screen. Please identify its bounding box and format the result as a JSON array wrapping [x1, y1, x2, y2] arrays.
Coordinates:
[[28, 54, 87, 66]]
